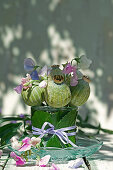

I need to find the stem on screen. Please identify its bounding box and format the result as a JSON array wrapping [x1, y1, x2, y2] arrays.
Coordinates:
[[83, 157, 91, 170]]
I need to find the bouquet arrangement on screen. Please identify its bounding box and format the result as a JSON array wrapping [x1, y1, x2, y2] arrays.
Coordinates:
[[0, 55, 93, 168], [14, 55, 91, 108]]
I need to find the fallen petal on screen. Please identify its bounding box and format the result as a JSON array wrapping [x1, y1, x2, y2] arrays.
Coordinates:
[[49, 163, 60, 170], [10, 152, 25, 166], [68, 158, 83, 169], [39, 155, 51, 167]]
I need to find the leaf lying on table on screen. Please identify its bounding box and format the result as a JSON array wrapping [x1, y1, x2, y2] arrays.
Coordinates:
[[0, 122, 22, 146]]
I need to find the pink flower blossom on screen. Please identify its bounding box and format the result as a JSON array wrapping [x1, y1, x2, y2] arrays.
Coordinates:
[[63, 63, 78, 86], [36, 155, 51, 167], [10, 152, 25, 166], [14, 74, 32, 94], [22, 137, 31, 144], [62, 62, 73, 74], [63, 63, 77, 74], [18, 137, 31, 152], [18, 143, 32, 152], [21, 74, 32, 89], [49, 163, 60, 170], [0, 150, 3, 158]]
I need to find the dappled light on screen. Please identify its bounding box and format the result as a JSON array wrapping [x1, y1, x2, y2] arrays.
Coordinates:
[[0, 0, 113, 132]]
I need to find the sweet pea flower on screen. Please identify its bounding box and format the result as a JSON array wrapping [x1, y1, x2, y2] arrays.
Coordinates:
[[19, 114, 25, 118], [24, 58, 39, 80], [25, 120, 31, 126], [14, 74, 32, 94], [18, 143, 32, 152], [24, 58, 35, 72], [78, 55, 92, 70], [36, 155, 51, 167], [10, 152, 25, 166], [22, 137, 31, 144], [49, 163, 60, 170], [39, 80, 47, 88], [38, 65, 49, 77], [63, 62, 78, 86], [70, 74, 78, 86], [68, 158, 83, 169], [18, 137, 32, 152], [62, 62, 74, 74], [14, 84, 23, 94], [31, 137, 41, 146], [0, 150, 3, 158], [30, 70, 39, 80], [21, 74, 32, 89]]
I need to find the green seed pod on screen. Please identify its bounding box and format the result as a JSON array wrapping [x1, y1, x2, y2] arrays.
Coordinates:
[[21, 86, 44, 106], [44, 80, 71, 108], [70, 79, 90, 106]]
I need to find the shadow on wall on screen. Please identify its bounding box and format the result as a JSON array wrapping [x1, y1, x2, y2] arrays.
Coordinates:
[[0, 0, 113, 127]]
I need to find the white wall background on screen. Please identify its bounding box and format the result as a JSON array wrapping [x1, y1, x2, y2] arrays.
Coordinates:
[[0, 0, 113, 129]]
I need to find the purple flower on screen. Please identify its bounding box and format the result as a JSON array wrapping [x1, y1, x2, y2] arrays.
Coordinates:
[[14, 84, 23, 94], [62, 62, 73, 74], [24, 58, 39, 80], [49, 163, 60, 170], [25, 120, 31, 126], [30, 70, 39, 80], [19, 114, 25, 118], [24, 58, 35, 72]]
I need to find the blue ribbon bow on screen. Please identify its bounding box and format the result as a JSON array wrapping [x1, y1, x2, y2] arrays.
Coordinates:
[[32, 122, 77, 147]]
